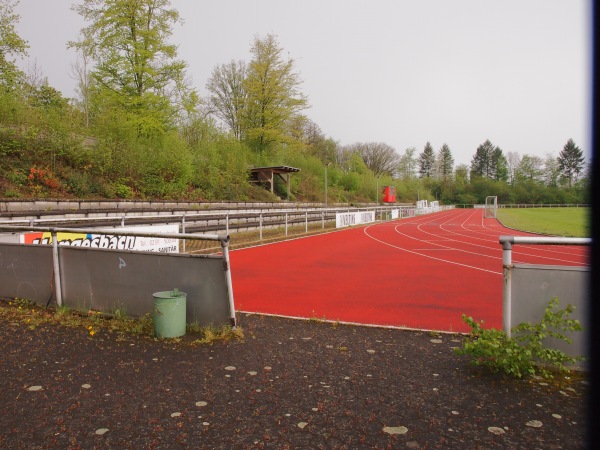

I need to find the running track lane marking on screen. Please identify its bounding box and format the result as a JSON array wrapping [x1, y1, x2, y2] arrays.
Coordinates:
[[363, 223, 502, 275], [413, 209, 585, 265]]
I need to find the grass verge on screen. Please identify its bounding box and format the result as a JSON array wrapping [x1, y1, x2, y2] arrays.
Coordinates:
[[496, 207, 590, 237]]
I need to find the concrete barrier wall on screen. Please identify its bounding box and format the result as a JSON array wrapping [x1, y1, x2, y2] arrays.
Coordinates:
[[511, 264, 589, 367], [0, 200, 342, 213], [0, 243, 232, 327]]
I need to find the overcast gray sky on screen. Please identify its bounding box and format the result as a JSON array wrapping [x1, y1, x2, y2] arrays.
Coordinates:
[[15, 0, 591, 167]]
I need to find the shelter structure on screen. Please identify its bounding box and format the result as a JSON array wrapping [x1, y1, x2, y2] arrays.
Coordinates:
[[249, 166, 300, 199]]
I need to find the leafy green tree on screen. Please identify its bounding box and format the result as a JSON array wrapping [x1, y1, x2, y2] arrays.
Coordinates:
[[287, 117, 337, 164], [557, 138, 585, 189], [0, 0, 28, 90], [436, 143, 454, 180], [418, 142, 435, 178], [515, 154, 544, 183], [454, 164, 469, 185], [243, 34, 308, 155], [397, 147, 417, 179], [70, 0, 195, 135], [491, 147, 508, 182]]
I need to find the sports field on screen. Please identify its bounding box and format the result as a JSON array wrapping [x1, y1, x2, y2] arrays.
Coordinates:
[[229, 208, 588, 333], [497, 207, 590, 237]]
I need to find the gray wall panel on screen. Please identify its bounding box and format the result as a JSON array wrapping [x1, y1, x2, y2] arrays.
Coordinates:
[[0, 243, 54, 303], [59, 247, 231, 326], [1, 243, 231, 327], [512, 264, 589, 366]]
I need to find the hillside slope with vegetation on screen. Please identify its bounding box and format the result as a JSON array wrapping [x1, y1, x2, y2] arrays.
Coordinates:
[[0, 0, 589, 206]]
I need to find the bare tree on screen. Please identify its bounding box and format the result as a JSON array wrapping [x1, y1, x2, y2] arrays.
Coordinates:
[[351, 142, 399, 177], [543, 153, 561, 187], [205, 60, 247, 139], [506, 151, 521, 185], [70, 39, 93, 128]]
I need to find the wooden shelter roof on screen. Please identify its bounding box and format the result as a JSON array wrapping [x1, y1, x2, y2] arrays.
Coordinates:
[[248, 166, 301, 199]]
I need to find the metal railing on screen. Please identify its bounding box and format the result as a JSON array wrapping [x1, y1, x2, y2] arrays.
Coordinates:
[[498, 235, 591, 338], [0, 205, 413, 243]]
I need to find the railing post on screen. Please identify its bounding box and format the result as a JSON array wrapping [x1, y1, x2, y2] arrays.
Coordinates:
[[259, 213, 263, 240], [182, 213, 186, 253], [285, 212, 288, 236], [51, 230, 63, 307], [500, 237, 514, 338], [219, 236, 236, 328], [121, 216, 125, 227], [305, 211, 308, 233], [226, 213, 229, 236]]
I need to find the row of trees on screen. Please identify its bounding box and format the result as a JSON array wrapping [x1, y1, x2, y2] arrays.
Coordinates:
[[0, 0, 590, 206], [395, 139, 587, 188]]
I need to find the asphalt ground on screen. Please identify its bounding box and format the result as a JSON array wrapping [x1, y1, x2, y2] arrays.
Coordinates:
[[0, 311, 589, 449]]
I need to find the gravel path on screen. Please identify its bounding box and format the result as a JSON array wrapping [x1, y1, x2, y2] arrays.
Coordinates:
[[0, 313, 588, 449]]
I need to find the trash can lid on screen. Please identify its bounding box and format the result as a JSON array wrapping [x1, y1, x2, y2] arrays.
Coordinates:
[[153, 288, 186, 299]]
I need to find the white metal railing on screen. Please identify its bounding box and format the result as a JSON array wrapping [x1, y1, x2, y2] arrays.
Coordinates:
[[0, 206, 416, 240], [498, 235, 591, 338]]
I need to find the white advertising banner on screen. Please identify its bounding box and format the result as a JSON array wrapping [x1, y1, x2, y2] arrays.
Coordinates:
[[20, 224, 180, 253], [391, 209, 399, 219], [335, 211, 375, 228]]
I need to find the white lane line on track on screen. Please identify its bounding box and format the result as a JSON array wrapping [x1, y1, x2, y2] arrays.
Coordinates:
[[388, 210, 586, 265], [395, 220, 502, 262], [387, 209, 503, 261], [414, 249, 461, 251], [363, 223, 502, 276], [479, 217, 588, 259], [436, 210, 587, 265]]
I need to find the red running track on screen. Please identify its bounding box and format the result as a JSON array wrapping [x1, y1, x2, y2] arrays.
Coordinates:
[[229, 209, 589, 333]]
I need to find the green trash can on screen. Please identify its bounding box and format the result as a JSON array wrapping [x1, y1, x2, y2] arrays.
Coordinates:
[[153, 288, 187, 338]]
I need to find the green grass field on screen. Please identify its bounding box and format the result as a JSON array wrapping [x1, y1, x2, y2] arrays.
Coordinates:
[[496, 207, 590, 238]]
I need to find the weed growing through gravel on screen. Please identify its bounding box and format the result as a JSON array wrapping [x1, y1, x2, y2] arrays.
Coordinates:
[[189, 323, 244, 345], [456, 298, 583, 379], [0, 298, 242, 346]]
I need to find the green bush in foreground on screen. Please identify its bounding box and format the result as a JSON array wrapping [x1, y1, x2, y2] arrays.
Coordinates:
[[456, 298, 583, 378]]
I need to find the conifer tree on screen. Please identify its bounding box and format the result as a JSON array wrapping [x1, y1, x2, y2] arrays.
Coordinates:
[[418, 142, 435, 178], [557, 139, 585, 189]]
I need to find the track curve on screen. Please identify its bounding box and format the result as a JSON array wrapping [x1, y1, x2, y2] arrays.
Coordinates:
[[230, 209, 589, 332]]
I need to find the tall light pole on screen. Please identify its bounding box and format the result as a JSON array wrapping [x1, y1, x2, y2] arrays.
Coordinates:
[[324, 165, 328, 208]]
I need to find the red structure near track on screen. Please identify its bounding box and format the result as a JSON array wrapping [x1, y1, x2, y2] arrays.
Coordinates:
[[382, 186, 396, 203], [229, 209, 588, 333]]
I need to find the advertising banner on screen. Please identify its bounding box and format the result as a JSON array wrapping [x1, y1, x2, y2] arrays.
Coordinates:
[[335, 211, 375, 228], [20, 225, 180, 253]]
